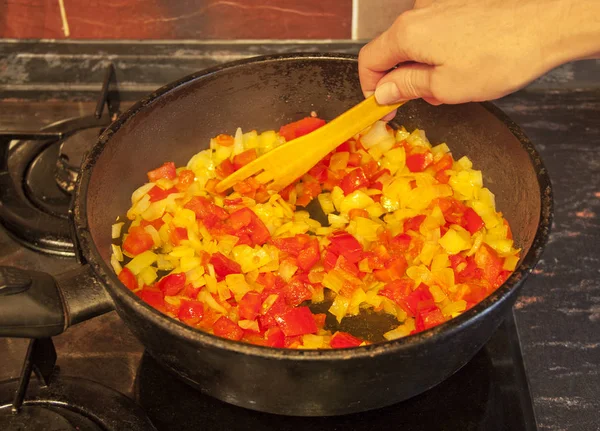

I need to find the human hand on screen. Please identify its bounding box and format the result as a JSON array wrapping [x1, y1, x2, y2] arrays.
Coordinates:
[[359, 0, 599, 114]]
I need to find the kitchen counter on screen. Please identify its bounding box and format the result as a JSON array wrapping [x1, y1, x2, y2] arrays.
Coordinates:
[[1, 41, 599, 430]]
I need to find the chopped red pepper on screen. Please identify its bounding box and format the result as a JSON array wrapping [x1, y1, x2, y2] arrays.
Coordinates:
[[340, 168, 369, 195], [148, 185, 178, 202], [406, 152, 434, 172], [228, 207, 271, 246], [238, 291, 263, 321], [275, 306, 318, 337], [209, 252, 242, 278], [215, 134, 235, 147], [147, 162, 177, 182], [177, 300, 204, 324], [157, 273, 186, 296], [176, 169, 195, 191], [140, 288, 165, 311], [213, 316, 244, 341], [118, 267, 138, 291], [330, 331, 363, 348], [282, 279, 312, 307], [216, 158, 235, 179], [464, 207, 485, 234], [232, 149, 257, 170], [296, 238, 320, 271], [279, 117, 326, 141], [404, 215, 426, 232], [122, 226, 154, 256], [169, 226, 188, 246], [328, 231, 363, 264]]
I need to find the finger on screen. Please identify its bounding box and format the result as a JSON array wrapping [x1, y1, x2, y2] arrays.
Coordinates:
[[423, 97, 442, 106], [374, 63, 434, 104], [358, 27, 413, 96], [382, 110, 397, 122]]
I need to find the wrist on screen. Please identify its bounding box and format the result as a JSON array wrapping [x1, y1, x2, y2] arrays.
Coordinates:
[[541, 0, 600, 67]]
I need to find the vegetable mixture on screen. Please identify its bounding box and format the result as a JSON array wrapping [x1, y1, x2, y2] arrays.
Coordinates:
[[111, 116, 520, 349]]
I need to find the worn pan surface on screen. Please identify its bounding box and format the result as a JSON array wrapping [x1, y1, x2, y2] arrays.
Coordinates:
[[71, 54, 551, 416]]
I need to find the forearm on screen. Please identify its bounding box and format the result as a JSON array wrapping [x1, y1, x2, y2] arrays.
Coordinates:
[[543, 0, 600, 66]]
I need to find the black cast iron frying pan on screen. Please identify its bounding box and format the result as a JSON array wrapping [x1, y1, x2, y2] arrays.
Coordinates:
[[0, 54, 552, 416]]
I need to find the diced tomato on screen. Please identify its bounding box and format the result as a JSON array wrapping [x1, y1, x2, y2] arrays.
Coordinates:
[[216, 158, 235, 178], [147, 185, 178, 202], [264, 327, 285, 348], [275, 307, 318, 337], [157, 273, 186, 296], [122, 226, 154, 256], [209, 252, 242, 278], [464, 207, 484, 234], [215, 133, 235, 147], [228, 207, 271, 246], [404, 215, 426, 232], [147, 161, 177, 182], [169, 226, 188, 246], [279, 117, 326, 141], [297, 238, 320, 271], [213, 316, 244, 341], [118, 267, 138, 291], [340, 168, 369, 195], [232, 149, 257, 170], [282, 279, 312, 307], [330, 331, 363, 348], [406, 152, 434, 172], [140, 288, 165, 310], [177, 300, 204, 324], [328, 231, 363, 264], [238, 291, 262, 321]]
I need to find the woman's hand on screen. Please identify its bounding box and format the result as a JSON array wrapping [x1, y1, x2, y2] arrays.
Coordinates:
[[359, 0, 599, 111]]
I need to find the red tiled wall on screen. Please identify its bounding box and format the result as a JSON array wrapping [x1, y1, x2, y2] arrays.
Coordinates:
[[0, 0, 351, 39]]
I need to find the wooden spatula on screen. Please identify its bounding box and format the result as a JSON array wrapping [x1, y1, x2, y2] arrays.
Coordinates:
[[215, 96, 404, 194]]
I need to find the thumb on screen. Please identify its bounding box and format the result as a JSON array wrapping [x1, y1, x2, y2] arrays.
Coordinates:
[[374, 63, 434, 105]]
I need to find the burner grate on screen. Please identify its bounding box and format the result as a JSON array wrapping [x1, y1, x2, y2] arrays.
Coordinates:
[[0, 65, 119, 256]]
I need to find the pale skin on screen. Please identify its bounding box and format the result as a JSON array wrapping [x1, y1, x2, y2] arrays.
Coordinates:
[[358, 0, 600, 116]]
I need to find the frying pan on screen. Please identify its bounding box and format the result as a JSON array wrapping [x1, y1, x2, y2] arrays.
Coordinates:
[[0, 53, 552, 416]]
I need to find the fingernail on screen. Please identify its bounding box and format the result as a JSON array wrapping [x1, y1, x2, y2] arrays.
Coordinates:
[[375, 82, 401, 105]]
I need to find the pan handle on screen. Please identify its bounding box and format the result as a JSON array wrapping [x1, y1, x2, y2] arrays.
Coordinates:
[[0, 265, 113, 338]]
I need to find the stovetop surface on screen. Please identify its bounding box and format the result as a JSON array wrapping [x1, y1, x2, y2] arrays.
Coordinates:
[[0, 54, 599, 430], [133, 314, 535, 431]]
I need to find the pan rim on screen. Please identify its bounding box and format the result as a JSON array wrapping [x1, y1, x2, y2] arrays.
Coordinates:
[[74, 52, 553, 360]]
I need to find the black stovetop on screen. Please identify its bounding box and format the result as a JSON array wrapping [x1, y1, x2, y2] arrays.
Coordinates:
[[134, 313, 536, 431]]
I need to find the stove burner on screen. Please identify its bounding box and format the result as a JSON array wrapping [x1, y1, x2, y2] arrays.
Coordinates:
[[0, 376, 156, 431], [56, 128, 104, 194], [134, 316, 536, 430], [0, 64, 118, 256], [24, 127, 104, 219], [1, 336, 156, 431]]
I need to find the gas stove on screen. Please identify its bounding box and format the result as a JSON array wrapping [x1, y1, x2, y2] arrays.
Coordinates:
[[0, 63, 538, 431]]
